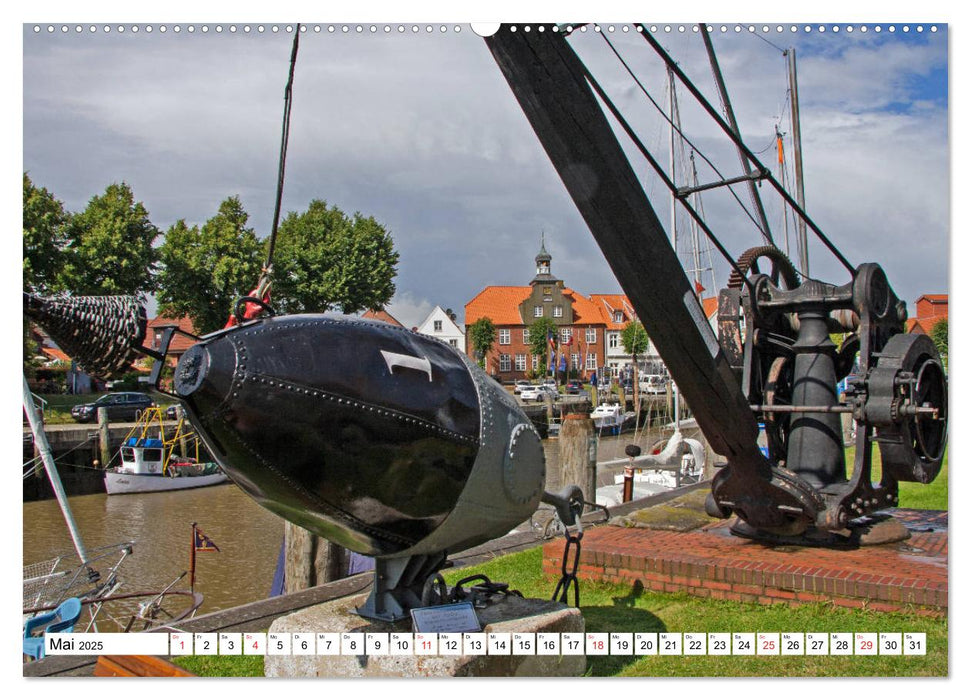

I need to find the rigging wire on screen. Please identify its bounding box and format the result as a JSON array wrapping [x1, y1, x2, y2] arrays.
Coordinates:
[[637, 26, 855, 276], [577, 58, 756, 293], [598, 33, 771, 240], [752, 30, 788, 55]]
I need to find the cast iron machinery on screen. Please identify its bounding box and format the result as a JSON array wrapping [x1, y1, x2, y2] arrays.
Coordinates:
[[483, 24, 947, 538]]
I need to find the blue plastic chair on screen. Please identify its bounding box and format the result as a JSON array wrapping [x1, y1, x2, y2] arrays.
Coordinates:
[[23, 597, 83, 660]]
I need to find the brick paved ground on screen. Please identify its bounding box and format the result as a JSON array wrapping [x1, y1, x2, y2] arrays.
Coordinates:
[[543, 509, 947, 615]]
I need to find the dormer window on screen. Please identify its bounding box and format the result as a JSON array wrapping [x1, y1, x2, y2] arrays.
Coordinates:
[[613, 311, 624, 323]]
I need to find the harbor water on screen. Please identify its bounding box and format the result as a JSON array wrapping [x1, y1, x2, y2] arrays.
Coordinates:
[[22, 428, 702, 618]]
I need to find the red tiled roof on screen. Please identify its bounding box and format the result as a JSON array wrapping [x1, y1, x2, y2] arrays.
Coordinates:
[[147, 315, 198, 353], [563, 288, 605, 325], [465, 286, 532, 326], [589, 294, 635, 330], [362, 308, 404, 327], [917, 294, 948, 303], [41, 347, 70, 364]]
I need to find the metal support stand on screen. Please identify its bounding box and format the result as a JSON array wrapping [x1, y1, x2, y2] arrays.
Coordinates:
[[355, 553, 448, 622]]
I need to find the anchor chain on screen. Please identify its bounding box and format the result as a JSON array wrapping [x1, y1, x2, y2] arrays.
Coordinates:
[[552, 522, 583, 608]]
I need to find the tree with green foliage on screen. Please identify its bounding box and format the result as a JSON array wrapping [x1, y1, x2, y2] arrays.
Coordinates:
[[59, 182, 159, 298], [23, 173, 70, 294], [621, 320, 649, 405], [467, 317, 497, 369], [271, 200, 399, 314], [156, 197, 264, 333], [931, 318, 948, 370], [528, 317, 558, 375]]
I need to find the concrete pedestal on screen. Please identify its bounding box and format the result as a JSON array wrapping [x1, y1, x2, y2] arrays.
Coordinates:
[[265, 595, 586, 678]]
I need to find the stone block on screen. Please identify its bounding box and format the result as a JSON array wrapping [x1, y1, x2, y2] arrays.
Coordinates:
[[265, 595, 586, 678]]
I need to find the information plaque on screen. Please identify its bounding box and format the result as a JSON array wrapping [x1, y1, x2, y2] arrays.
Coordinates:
[[410, 602, 481, 634]]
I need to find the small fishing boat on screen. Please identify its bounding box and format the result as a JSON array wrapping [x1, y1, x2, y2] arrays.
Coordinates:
[[591, 400, 633, 434], [104, 407, 228, 495]]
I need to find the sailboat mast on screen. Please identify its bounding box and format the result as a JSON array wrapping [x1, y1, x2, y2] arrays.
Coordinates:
[[667, 65, 679, 256], [787, 47, 810, 277], [776, 125, 792, 258], [23, 375, 89, 563], [666, 66, 682, 431], [700, 25, 773, 245]]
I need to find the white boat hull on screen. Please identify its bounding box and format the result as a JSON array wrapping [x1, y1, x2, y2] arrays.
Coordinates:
[[104, 471, 228, 495]]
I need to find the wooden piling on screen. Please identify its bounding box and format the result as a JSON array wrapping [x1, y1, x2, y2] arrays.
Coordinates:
[[98, 407, 111, 469], [284, 522, 348, 593], [176, 405, 189, 458], [558, 412, 597, 510]]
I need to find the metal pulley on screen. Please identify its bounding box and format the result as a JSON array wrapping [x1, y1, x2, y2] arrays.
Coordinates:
[[864, 333, 947, 484]]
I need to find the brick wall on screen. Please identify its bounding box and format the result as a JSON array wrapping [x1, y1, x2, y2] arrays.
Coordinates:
[[543, 519, 946, 615]]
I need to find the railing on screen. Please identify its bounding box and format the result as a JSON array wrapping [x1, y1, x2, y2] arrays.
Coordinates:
[[31, 393, 48, 415]]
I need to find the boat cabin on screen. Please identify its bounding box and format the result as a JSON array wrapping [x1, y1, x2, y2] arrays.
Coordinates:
[[118, 438, 165, 475]]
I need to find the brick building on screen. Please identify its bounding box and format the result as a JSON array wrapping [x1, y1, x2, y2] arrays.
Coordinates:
[[465, 238, 629, 382], [906, 294, 948, 335]]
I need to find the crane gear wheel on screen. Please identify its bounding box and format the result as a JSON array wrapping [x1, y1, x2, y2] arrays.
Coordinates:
[[727, 245, 801, 291]]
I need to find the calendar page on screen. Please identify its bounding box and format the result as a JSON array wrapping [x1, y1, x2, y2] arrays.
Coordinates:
[[20, 0, 951, 688]]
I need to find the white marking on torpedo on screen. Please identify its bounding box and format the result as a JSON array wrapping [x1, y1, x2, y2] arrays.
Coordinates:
[[380, 350, 433, 382]]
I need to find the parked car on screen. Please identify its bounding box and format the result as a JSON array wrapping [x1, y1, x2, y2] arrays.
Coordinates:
[[71, 392, 155, 424], [165, 404, 179, 420], [519, 385, 545, 402], [513, 380, 531, 395], [566, 380, 582, 395]]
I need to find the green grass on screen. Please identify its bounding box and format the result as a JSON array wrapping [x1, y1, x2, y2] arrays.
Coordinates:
[[173, 653, 265, 677], [446, 547, 947, 677], [170, 546, 946, 677], [848, 446, 948, 511]]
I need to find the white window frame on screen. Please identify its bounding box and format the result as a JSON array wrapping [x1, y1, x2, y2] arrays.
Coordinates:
[[532, 355, 540, 370], [571, 353, 580, 370], [560, 328, 572, 344], [515, 354, 527, 371], [553, 305, 563, 318], [522, 329, 531, 344], [585, 328, 597, 343], [499, 354, 511, 372], [499, 329, 511, 345], [586, 353, 598, 370], [434, 320, 443, 332], [608, 332, 619, 349], [534, 306, 543, 317]]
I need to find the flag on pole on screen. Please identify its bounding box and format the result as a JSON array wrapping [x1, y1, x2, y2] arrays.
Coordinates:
[[193, 524, 220, 552], [190, 522, 219, 592]]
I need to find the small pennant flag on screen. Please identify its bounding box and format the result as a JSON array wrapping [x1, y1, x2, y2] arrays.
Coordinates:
[[193, 524, 220, 553]]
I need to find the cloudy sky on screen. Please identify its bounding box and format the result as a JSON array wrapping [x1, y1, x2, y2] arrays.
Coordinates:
[[22, 19, 948, 328]]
